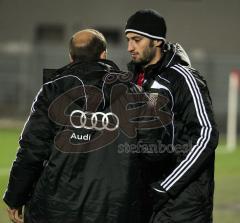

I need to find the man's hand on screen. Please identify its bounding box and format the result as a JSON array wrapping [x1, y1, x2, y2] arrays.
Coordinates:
[[7, 206, 24, 223], [150, 182, 170, 211]]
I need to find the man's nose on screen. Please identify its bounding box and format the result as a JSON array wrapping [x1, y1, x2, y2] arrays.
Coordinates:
[[128, 42, 134, 52]]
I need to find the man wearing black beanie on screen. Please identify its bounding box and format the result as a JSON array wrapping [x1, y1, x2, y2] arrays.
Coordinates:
[[125, 9, 219, 223]]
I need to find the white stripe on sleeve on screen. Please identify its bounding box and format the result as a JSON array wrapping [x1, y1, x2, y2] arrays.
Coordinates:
[[160, 64, 212, 191]]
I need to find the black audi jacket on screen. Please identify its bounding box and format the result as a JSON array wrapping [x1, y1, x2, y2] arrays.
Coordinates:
[[128, 43, 219, 222], [3, 59, 170, 223]]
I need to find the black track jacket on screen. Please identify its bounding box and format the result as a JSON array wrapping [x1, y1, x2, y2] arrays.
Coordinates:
[[128, 43, 219, 223]]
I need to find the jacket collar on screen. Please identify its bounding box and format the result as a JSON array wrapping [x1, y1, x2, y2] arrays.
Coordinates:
[[43, 59, 120, 84]]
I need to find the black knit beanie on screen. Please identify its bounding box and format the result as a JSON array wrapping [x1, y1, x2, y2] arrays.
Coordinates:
[[125, 9, 167, 42]]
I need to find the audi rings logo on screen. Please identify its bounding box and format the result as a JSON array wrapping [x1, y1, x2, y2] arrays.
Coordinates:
[[70, 110, 119, 131]]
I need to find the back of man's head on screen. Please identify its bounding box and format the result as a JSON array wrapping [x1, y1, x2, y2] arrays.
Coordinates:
[[69, 29, 107, 62]]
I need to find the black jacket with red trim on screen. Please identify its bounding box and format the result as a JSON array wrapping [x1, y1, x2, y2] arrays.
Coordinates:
[[128, 43, 219, 222]]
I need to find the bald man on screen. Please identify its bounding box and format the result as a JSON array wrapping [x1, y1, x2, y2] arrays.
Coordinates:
[[3, 29, 157, 223], [69, 29, 107, 62]]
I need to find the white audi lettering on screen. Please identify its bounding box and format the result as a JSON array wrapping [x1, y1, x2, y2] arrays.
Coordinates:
[[69, 110, 119, 131], [70, 133, 91, 141]]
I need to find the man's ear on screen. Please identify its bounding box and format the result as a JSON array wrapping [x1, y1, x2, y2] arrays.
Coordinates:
[[100, 50, 107, 59], [154, 40, 163, 47]]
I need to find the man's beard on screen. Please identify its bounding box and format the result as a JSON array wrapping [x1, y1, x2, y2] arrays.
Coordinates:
[[132, 42, 156, 67], [132, 59, 149, 67]]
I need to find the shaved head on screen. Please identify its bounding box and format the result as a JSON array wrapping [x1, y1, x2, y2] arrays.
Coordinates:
[[69, 29, 107, 62]]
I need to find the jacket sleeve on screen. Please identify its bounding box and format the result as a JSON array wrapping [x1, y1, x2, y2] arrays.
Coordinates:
[[152, 65, 219, 200], [3, 85, 55, 208]]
